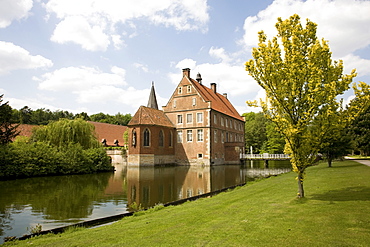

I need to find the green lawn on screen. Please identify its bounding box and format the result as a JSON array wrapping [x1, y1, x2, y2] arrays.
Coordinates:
[[4, 160, 370, 247]]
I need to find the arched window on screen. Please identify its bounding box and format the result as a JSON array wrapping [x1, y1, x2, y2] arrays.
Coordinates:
[[169, 131, 173, 147], [132, 129, 137, 147], [143, 128, 150, 147], [159, 130, 164, 147]]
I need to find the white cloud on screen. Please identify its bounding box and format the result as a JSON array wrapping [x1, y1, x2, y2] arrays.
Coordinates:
[[133, 63, 149, 73], [44, 0, 209, 51], [0, 0, 33, 28], [5, 96, 59, 111], [34, 65, 153, 111], [242, 0, 370, 57], [0, 41, 53, 75], [169, 48, 260, 99], [241, 0, 370, 87], [209, 47, 232, 64], [51, 16, 110, 51], [37, 66, 127, 92], [340, 54, 370, 77], [111, 34, 125, 49]]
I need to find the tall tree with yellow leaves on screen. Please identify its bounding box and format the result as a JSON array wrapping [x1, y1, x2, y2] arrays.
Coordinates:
[[245, 14, 370, 198]]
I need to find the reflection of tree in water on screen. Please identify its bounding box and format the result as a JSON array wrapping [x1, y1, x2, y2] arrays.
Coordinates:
[[0, 172, 113, 221], [0, 208, 13, 237]]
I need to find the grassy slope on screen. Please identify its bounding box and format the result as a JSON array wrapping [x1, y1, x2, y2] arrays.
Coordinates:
[[4, 160, 370, 247]]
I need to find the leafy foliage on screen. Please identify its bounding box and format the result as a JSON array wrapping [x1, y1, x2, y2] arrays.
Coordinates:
[[243, 112, 284, 154], [32, 119, 100, 150], [0, 119, 114, 179], [245, 14, 370, 197], [243, 112, 267, 153], [11, 106, 132, 126], [0, 95, 19, 145], [347, 105, 370, 156]]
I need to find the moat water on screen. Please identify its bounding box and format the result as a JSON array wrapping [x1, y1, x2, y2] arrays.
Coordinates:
[[0, 160, 291, 243]]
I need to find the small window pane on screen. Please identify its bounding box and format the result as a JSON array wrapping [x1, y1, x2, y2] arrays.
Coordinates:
[[187, 130, 193, 142]]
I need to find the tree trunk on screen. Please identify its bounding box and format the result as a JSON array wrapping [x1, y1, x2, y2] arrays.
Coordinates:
[[328, 157, 332, 168], [297, 172, 304, 198]]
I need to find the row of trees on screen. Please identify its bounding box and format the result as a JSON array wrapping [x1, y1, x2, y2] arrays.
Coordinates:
[[244, 109, 370, 163], [10, 106, 132, 126]]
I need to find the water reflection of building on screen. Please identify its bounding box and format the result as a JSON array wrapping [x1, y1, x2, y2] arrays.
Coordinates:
[[126, 166, 246, 209], [127, 68, 245, 166]]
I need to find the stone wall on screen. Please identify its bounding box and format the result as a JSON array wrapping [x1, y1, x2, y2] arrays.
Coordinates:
[[106, 150, 127, 164]]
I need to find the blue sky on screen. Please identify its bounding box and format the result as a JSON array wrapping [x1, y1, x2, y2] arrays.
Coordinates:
[[1, 0, 370, 116]]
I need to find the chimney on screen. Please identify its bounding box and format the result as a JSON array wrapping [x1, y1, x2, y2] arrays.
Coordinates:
[[223, 93, 227, 98], [182, 68, 190, 78], [196, 72, 202, 84], [210, 83, 216, 93]]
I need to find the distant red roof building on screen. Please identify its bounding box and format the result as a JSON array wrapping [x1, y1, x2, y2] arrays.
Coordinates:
[[15, 122, 127, 147], [88, 121, 128, 147]]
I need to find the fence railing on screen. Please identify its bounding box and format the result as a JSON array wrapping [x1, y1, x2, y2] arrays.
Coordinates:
[[241, 153, 290, 160]]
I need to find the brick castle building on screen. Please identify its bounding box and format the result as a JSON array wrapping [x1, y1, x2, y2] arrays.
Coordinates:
[[127, 68, 245, 166]]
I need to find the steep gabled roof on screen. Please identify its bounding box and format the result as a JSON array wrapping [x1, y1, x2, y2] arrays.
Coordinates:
[[147, 82, 158, 110], [128, 106, 175, 128], [189, 78, 244, 121]]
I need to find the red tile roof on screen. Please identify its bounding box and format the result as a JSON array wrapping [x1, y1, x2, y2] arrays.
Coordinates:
[[13, 124, 38, 139], [88, 121, 128, 146], [128, 106, 175, 128], [190, 78, 244, 121], [14, 122, 127, 147]]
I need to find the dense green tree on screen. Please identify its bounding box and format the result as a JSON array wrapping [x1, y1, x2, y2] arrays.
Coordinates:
[[264, 121, 285, 154], [0, 95, 19, 145], [245, 14, 370, 198], [243, 112, 267, 154], [74, 112, 91, 121], [348, 105, 370, 156], [11, 105, 132, 126], [32, 119, 100, 150], [90, 112, 132, 126], [243, 112, 285, 154], [19, 106, 32, 124]]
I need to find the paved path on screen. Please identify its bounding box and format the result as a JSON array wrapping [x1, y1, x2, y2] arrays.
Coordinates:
[[345, 157, 370, 167], [354, 159, 370, 167]]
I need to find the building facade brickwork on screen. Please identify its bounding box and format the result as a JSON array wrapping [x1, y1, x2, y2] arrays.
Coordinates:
[[128, 68, 245, 166]]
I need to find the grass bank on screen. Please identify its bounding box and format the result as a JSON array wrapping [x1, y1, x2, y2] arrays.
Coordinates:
[[4, 160, 370, 246]]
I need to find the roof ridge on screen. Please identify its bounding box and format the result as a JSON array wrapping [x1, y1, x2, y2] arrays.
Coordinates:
[[190, 78, 243, 121]]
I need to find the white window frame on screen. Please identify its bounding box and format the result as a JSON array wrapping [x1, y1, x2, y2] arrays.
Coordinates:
[[187, 130, 193, 142], [186, 113, 192, 123], [177, 114, 183, 124], [177, 131, 183, 143], [197, 129, 204, 142], [197, 112, 203, 123]]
